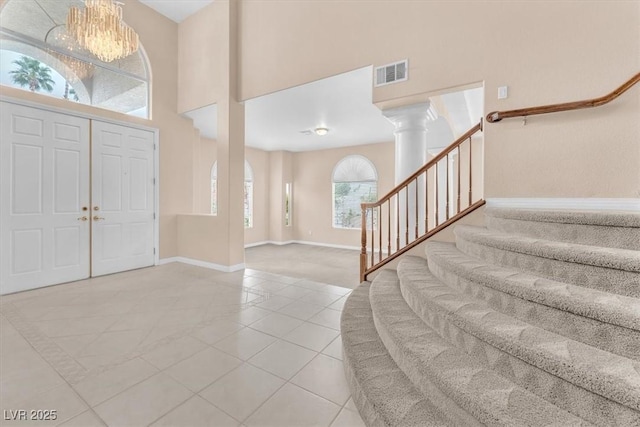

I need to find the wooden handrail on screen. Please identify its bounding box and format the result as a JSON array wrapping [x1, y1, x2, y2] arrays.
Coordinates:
[[362, 120, 483, 209], [360, 120, 484, 282], [486, 72, 640, 123]]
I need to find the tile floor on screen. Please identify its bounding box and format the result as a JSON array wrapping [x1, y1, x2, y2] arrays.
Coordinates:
[[245, 244, 360, 288], [0, 262, 365, 427]]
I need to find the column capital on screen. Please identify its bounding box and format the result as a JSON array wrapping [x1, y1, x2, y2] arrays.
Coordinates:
[[382, 102, 437, 133]]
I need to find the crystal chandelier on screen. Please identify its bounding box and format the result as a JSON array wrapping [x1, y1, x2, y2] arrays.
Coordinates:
[[51, 50, 95, 82], [67, 0, 139, 63], [45, 26, 95, 81]]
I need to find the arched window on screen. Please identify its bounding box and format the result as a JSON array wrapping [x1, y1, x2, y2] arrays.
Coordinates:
[[332, 155, 378, 229], [211, 160, 254, 228], [0, 1, 150, 118]]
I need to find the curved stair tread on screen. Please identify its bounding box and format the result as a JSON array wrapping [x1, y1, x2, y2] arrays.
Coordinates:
[[483, 208, 640, 251], [484, 207, 640, 228], [369, 269, 587, 427], [397, 256, 640, 414], [425, 241, 640, 331], [454, 225, 640, 273], [340, 282, 449, 427]]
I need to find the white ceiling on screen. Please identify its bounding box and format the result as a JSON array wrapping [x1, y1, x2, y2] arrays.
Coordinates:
[[184, 66, 483, 153], [138, 0, 214, 23], [245, 67, 395, 152], [184, 67, 397, 152]]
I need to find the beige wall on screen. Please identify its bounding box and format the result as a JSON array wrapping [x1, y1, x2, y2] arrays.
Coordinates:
[[0, 0, 200, 260], [192, 139, 395, 249], [239, 1, 639, 199], [293, 142, 395, 248], [181, 0, 640, 199], [177, 2, 227, 114]]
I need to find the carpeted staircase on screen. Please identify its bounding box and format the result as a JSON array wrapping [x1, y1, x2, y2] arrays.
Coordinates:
[[341, 207, 640, 426]]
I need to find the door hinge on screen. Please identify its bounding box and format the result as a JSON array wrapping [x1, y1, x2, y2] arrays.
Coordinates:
[[153, 248, 156, 254], [154, 143, 156, 150], [152, 178, 156, 185], [153, 212, 156, 219]]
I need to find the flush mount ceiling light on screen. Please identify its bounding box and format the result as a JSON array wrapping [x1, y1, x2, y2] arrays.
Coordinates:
[[314, 127, 329, 136], [67, 0, 139, 63]]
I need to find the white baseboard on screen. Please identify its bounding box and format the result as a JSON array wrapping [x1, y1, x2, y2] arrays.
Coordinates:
[[244, 240, 294, 248], [245, 239, 392, 253], [486, 198, 640, 211], [292, 240, 361, 251], [244, 239, 359, 251], [157, 257, 245, 273]]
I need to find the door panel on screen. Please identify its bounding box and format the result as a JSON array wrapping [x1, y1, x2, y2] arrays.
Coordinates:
[[54, 148, 82, 213], [1, 103, 90, 294], [53, 226, 81, 268], [91, 121, 154, 277], [11, 229, 42, 274], [100, 154, 123, 211], [11, 143, 43, 214]]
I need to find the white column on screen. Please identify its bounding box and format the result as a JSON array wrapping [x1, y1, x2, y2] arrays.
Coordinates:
[[383, 102, 436, 248]]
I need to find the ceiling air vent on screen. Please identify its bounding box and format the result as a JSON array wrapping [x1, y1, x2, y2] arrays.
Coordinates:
[[374, 59, 408, 87]]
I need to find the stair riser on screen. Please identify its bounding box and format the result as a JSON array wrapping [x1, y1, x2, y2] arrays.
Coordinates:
[[342, 354, 387, 427], [456, 238, 640, 297], [341, 283, 446, 427], [425, 245, 640, 330], [371, 310, 498, 427], [370, 273, 581, 427], [399, 277, 640, 426], [426, 257, 640, 361], [485, 216, 640, 251]]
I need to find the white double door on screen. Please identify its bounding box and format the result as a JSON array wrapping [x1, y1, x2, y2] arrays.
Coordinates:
[[0, 103, 155, 294]]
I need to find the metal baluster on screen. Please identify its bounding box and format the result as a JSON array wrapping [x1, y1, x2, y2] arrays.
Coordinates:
[[405, 186, 409, 246], [414, 178, 419, 239], [396, 195, 400, 253], [425, 170, 429, 232], [457, 145, 461, 213], [387, 200, 391, 256], [378, 206, 382, 263], [446, 153, 450, 221], [469, 137, 473, 206], [435, 163, 439, 225], [370, 207, 374, 268], [360, 205, 367, 282]]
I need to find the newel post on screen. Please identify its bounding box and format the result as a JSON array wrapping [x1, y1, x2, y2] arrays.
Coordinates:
[[360, 205, 367, 282]]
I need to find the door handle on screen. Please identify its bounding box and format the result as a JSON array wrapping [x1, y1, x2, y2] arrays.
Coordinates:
[[77, 216, 88, 221], [93, 216, 105, 221]]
